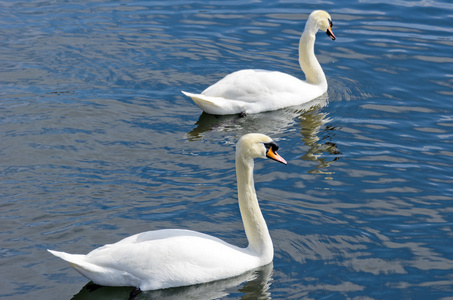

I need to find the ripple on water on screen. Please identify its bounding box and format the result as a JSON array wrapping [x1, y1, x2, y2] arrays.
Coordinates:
[[1, 0, 453, 299]]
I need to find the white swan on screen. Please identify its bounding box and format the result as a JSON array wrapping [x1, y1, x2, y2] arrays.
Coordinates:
[[48, 133, 287, 294], [182, 10, 336, 115]]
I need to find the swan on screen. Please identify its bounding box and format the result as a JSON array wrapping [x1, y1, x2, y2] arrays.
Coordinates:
[[182, 10, 336, 115], [48, 133, 287, 295]]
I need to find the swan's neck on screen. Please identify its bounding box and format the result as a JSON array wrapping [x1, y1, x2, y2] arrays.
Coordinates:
[[299, 27, 327, 89], [236, 156, 273, 261]]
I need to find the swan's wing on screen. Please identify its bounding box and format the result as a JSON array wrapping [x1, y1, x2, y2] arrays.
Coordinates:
[[195, 70, 323, 114], [49, 229, 257, 290], [202, 70, 310, 99], [183, 69, 326, 114]]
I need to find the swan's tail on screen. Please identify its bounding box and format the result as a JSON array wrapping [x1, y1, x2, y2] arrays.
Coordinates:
[[48, 249, 105, 277], [48, 249, 140, 288], [181, 91, 223, 114]]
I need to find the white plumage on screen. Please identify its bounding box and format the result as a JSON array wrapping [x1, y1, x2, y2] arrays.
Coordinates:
[[182, 10, 336, 115], [48, 133, 287, 292]]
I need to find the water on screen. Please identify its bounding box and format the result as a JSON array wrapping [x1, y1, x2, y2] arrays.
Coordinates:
[[1, 0, 453, 299]]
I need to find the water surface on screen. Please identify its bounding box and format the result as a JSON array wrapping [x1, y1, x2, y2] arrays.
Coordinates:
[[1, 0, 453, 299]]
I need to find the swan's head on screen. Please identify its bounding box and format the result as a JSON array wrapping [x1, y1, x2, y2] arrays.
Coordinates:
[[308, 10, 336, 41], [236, 133, 287, 165]]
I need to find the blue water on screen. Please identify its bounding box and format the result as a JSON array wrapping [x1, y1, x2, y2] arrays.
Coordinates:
[[1, 0, 453, 299]]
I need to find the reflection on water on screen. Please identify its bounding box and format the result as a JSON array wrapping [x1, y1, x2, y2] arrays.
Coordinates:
[[186, 94, 328, 141], [187, 94, 341, 174], [71, 263, 273, 300], [297, 107, 341, 174]]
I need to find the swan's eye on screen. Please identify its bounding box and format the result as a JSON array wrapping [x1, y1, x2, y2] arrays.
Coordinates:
[[328, 19, 333, 28]]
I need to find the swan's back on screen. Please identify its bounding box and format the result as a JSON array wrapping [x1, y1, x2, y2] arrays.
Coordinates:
[[204, 69, 321, 100]]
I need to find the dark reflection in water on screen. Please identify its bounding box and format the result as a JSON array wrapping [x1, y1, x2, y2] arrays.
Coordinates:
[[71, 263, 272, 300], [186, 95, 340, 174], [186, 95, 328, 141], [297, 107, 341, 174]]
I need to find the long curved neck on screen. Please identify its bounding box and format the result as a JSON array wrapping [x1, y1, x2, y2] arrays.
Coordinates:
[[299, 26, 327, 89], [236, 155, 273, 260]]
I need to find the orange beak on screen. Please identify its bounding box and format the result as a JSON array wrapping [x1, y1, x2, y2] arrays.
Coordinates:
[[266, 148, 287, 165]]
